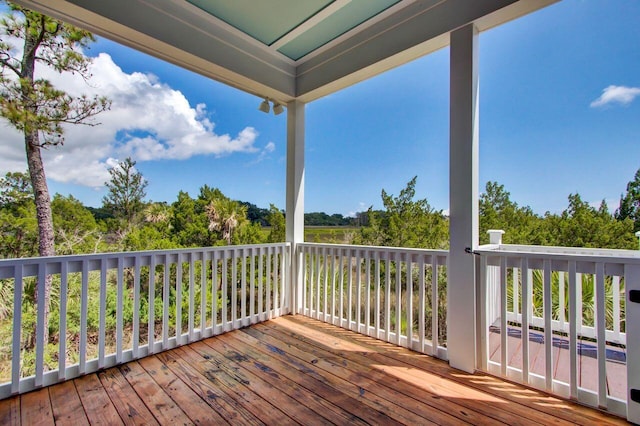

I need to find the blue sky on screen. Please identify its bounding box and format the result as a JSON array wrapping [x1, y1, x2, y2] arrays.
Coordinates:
[[1, 0, 639, 217]]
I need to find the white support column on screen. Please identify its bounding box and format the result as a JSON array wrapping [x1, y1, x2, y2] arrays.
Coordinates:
[[448, 23, 479, 373], [625, 264, 640, 423], [286, 100, 305, 314]]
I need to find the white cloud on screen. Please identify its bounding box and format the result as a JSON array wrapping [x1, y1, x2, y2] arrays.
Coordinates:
[[264, 141, 276, 153], [0, 51, 263, 188], [248, 141, 276, 165], [590, 85, 640, 108]]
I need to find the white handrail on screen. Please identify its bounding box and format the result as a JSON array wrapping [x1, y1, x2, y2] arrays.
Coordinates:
[[478, 241, 630, 418], [0, 243, 290, 399], [298, 243, 449, 359]]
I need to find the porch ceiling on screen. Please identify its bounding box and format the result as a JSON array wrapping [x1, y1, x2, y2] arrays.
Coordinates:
[[14, 0, 555, 103]]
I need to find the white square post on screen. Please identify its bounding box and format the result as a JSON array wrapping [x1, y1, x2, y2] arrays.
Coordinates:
[[448, 23, 479, 373], [286, 100, 305, 314], [625, 264, 640, 423]]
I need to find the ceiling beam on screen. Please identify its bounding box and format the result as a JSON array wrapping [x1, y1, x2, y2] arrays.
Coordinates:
[[13, 0, 557, 104], [270, 0, 352, 50], [13, 0, 297, 102], [295, 0, 556, 102]]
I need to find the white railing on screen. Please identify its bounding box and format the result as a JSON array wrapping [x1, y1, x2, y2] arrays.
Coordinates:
[[0, 243, 289, 399], [477, 241, 640, 419], [298, 243, 448, 359], [484, 243, 629, 346]]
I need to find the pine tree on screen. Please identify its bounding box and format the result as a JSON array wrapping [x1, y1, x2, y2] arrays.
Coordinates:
[[102, 157, 148, 226], [616, 168, 640, 232], [0, 2, 110, 344]]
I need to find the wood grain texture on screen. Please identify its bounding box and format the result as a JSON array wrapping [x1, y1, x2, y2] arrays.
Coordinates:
[[0, 395, 20, 426], [2, 315, 628, 425], [74, 374, 123, 426], [48, 380, 89, 426], [119, 361, 192, 425], [138, 355, 226, 425], [20, 388, 53, 426], [99, 367, 159, 426]]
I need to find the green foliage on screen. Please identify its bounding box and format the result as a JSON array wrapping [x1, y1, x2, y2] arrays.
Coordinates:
[[543, 194, 635, 249], [0, 171, 38, 258], [0, 3, 111, 147], [2, 167, 639, 258], [169, 185, 269, 247], [206, 195, 247, 245], [0, 171, 32, 207], [86, 206, 115, 222], [121, 202, 175, 251], [616, 168, 640, 232], [122, 226, 176, 251], [480, 182, 636, 249], [304, 227, 356, 244], [266, 204, 285, 243], [234, 222, 266, 245], [305, 212, 354, 226], [52, 194, 103, 254], [241, 201, 270, 226], [102, 157, 148, 226], [480, 181, 547, 245], [171, 190, 211, 247], [0, 201, 38, 259], [356, 177, 448, 249]]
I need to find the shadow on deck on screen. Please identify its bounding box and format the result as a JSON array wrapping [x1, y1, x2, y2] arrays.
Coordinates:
[[0, 316, 628, 425]]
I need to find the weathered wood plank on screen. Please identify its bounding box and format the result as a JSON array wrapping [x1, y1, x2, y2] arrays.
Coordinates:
[[3, 316, 629, 426], [213, 331, 404, 425], [155, 348, 260, 425], [119, 361, 193, 425], [194, 339, 366, 425], [184, 344, 323, 424], [176, 344, 299, 425], [0, 395, 20, 425], [20, 388, 54, 426], [243, 325, 478, 425], [259, 327, 536, 424], [138, 355, 227, 425], [98, 367, 159, 426], [271, 317, 582, 425], [74, 374, 124, 426], [257, 321, 551, 426], [48, 380, 89, 426], [282, 315, 628, 426]]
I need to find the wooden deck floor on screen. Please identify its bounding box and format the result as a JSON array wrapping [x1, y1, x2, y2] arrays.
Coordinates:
[[0, 315, 629, 425]]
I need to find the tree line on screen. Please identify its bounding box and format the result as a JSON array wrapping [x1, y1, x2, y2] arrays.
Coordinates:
[[0, 158, 365, 259], [3, 165, 640, 259], [354, 174, 640, 251], [0, 161, 287, 258]]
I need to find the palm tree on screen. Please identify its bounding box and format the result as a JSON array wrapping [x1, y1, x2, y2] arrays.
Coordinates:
[[144, 202, 170, 225], [508, 269, 623, 333], [205, 198, 247, 245]]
